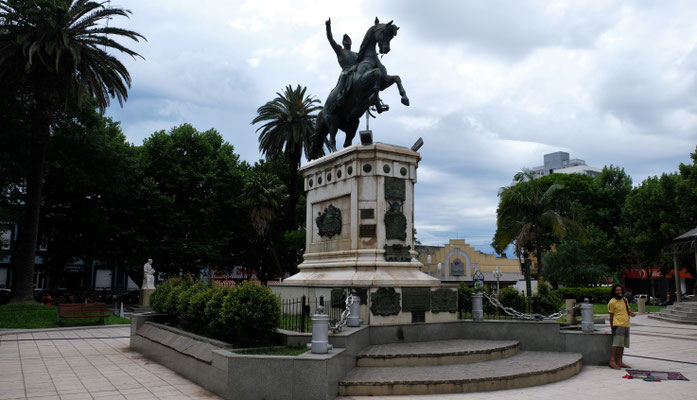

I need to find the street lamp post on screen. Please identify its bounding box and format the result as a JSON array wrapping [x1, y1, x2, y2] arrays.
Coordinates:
[[493, 266, 502, 294]]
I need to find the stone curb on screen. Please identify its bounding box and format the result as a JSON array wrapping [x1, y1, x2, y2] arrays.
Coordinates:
[[0, 323, 129, 336]]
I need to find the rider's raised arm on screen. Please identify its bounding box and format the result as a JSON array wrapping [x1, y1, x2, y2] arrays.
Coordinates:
[[326, 18, 342, 54]]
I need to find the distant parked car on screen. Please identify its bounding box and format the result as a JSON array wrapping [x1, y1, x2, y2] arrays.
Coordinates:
[[632, 294, 657, 304], [0, 288, 10, 304]]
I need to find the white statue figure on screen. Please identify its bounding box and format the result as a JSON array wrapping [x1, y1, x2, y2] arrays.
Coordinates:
[[143, 259, 156, 289]]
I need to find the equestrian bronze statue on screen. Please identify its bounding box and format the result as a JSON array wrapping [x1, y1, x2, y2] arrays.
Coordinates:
[[309, 17, 409, 160]]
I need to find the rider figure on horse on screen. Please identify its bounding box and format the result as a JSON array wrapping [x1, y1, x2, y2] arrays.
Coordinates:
[[326, 18, 388, 114]]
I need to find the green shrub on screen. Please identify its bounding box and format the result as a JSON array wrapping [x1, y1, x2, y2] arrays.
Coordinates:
[[555, 286, 612, 303], [458, 283, 472, 312], [161, 277, 193, 325], [532, 281, 563, 315], [498, 286, 525, 313], [218, 282, 281, 345], [483, 285, 498, 315], [151, 278, 281, 345], [177, 280, 211, 330], [187, 286, 217, 334], [151, 276, 186, 314], [204, 286, 232, 339]]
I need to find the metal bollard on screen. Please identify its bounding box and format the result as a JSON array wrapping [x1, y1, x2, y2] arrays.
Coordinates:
[[565, 299, 576, 325], [308, 304, 333, 354], [347, 294, 361, 327], [581, 298, 594, 333], [472, 292, 483, 321]]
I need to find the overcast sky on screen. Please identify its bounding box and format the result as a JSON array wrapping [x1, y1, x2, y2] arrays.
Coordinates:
[[105, 0, 697, 253]]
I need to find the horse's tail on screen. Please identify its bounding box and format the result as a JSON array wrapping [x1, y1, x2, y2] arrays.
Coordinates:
[[310, 110, 328, 160]]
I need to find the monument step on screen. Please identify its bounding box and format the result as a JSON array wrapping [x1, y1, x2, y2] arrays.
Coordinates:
[[662, 309, 697, 318], [670, 303, 697, 311], [648, 313, 697, 325], [339, 351, 582, 396], [356, 339, 520, 367]]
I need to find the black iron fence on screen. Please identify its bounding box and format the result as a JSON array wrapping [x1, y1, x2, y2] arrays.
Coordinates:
[[279, 296, 345, 333]]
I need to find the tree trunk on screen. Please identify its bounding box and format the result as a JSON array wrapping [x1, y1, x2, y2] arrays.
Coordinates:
[[535, 228, 544, 281], [11, 121, 50, 302], [287, 153, 300, 230]]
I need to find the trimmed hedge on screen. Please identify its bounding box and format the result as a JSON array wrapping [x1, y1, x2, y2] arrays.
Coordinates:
[[150, 277, 281, 345], [554, 286, 612, 303]]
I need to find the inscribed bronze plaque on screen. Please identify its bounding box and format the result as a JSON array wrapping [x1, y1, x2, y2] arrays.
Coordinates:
[[360, 208, 375, 219], [431, 288, 458, 313], [402, 287, 431, 312], [360, 224, 376, 237]]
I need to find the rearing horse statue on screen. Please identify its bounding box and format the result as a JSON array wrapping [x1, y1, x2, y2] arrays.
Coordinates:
[[309, 18, 409, 160]]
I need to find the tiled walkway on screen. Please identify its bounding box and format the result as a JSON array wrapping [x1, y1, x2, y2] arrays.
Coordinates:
[[0, 326, 219, 400], [1, 314, 696, 400]]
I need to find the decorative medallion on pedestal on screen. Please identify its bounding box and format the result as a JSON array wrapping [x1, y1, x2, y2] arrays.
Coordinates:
[[316, 204, 342, 238], [385, 201, 407, 240], [370, 287, 401, 316]]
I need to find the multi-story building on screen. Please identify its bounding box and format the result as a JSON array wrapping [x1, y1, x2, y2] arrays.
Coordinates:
[[530, 151, 602, 177]]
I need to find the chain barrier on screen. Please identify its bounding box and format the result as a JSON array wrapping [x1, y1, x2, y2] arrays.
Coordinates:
[[330, 294, 354, 333], [480, 291, 583, 321]]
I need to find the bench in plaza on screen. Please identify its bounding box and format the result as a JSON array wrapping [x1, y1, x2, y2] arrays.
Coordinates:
[[58, 303, 109, 325]]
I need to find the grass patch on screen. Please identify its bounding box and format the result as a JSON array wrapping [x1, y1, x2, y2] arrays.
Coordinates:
[[234, 346, 309, 356], [592, 303, 665, 314], [0, 303, 130, 329]]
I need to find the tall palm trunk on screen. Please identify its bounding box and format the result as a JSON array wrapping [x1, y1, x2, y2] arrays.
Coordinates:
[[287, 151, 301, 229], [11, 119, 50, 302], [535, 226, 544, 280]]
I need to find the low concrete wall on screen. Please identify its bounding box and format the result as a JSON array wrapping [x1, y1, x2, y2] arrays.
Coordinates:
[[130, 317, 611, 400]]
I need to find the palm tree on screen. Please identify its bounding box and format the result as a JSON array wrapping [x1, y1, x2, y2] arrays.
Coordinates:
[[492, 170, 583, 280], [0, 0, 144, 301], [242, 171, 287, 279], [252, 85, 331, 229]]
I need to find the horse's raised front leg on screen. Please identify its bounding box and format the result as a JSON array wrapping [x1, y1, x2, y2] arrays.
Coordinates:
[[382, 74, 409, 106]]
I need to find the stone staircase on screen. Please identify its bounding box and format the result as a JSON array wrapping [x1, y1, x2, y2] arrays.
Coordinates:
[[649, 300, 697, 325], [339, 339, 582, 396]]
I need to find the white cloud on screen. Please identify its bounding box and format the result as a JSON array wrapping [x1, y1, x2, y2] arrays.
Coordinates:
[[107, 0, 697, 252]]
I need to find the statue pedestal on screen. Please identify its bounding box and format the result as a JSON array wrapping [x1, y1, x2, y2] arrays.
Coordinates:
[[140, 288, 155, 307], [278, 143, 456, 326]]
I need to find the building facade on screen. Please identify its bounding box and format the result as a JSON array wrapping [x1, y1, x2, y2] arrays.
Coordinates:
[[416, 239, 523, 286], [530, 151, 602, 177]]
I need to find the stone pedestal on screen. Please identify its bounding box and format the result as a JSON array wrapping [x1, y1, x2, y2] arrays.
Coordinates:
[[280, 143, 455, 326], [140, 288, 155, 307]]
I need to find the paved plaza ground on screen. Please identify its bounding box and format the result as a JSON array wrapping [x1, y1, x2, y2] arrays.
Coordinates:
[[1, 313, 695, 400]]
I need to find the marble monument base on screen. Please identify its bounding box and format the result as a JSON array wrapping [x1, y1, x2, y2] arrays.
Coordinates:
[[140, 288, 155, 307]]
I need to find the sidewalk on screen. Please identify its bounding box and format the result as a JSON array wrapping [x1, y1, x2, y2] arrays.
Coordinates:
[[0, 314, 694, 400], [339, 313, 697, 400], [0, 325, 220, 400]]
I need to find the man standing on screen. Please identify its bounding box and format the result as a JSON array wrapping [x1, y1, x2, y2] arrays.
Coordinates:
[[608, 283, 636, 369]]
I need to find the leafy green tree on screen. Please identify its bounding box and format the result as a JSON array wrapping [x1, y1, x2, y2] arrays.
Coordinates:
[[620, 173, 684, 267], [543, 234, 612, 286], [252, 85, 326, 229], [242, 170, 287, 280], [39, 99, 140, 289], [492, 170, 583, 280], [0, 0, 144, 301], [676, 146, 697, 229], [136, 124, 246, 277]]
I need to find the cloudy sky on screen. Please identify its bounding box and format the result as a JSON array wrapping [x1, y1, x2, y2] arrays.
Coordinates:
[[105, 0, 697, 253]]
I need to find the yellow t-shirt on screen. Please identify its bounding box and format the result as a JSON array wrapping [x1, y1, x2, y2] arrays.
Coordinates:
[[608, 297, 630, 327]]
